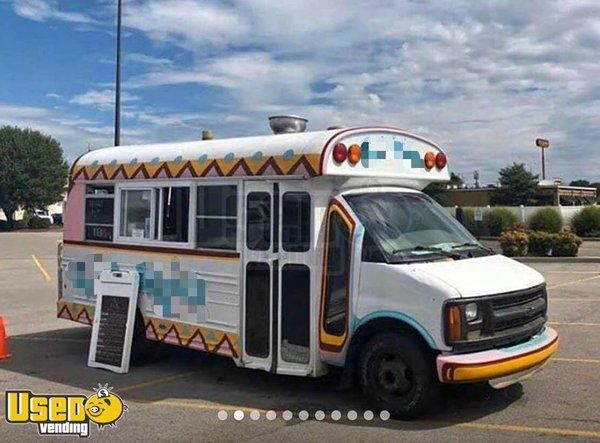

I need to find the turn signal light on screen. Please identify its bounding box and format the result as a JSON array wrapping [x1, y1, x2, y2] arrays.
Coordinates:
[[424, 151, 435, 169], [435, 152, 447, 169], [447, 305, 463, 342], [333, 143, 347, 163], [347, 144, 361, 165]]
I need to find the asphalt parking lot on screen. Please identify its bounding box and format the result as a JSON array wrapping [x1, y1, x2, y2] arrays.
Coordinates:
[[0, 231, 599, 442]]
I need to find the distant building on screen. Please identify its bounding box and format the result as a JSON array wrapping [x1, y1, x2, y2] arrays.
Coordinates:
[[441, 181, 597, 207]]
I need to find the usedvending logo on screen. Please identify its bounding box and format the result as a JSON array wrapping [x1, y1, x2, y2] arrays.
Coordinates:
[[5, 384, 128, 437]]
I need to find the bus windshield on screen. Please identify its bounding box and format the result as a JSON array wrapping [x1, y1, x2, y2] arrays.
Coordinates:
[[345, 192, 487, 263]]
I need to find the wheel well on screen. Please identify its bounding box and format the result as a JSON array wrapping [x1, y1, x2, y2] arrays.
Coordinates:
[[342, 317, 438, 386]]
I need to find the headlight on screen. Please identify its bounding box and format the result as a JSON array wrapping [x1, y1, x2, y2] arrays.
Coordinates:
[[465, 303, 478, 321], [444, 300, 483, 345]]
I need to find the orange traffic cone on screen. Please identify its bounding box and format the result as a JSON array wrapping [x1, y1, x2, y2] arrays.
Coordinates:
[[0, 316, 12, 360]]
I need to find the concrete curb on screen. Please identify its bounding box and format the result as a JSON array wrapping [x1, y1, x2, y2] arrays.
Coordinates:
[[514, 256, 600, 264]]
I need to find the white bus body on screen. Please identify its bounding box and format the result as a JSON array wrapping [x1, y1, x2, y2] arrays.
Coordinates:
[[58, 126, 558, 417]]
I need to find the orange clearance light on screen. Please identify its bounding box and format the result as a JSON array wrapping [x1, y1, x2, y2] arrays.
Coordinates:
[[424, 151, 435, 169], [435, 152, 447, 169], [333, 143, 347, 163], [447, 305, 463, 342], [347, 144, 361, 165]]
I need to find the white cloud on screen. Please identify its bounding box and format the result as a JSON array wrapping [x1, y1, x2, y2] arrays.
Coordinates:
[[118, 0, 600, 181], [11, 0, 96, 24], [70, 89, 139, 111]]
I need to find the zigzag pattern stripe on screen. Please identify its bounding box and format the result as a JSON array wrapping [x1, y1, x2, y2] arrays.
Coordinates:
[[72, 153, 321, 182]]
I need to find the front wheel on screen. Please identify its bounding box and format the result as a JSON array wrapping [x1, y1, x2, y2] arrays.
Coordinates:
[[358, 332, 439, 419]]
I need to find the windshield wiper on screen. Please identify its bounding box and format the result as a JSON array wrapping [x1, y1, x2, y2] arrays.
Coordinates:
[[449, 242, 495, 254], [392, 245, 463, 260]]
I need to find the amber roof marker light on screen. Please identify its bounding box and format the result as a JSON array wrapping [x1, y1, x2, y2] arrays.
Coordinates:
[[347, 144, 361, 165], [424, 151, 435, 169]]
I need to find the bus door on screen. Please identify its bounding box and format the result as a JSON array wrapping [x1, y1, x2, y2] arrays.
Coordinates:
[[242, 181, 312, 375]]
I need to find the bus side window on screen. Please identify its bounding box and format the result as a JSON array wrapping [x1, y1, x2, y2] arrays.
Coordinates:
[[323, 212, 351, 336], [197, 185, 237, 250], [85, 185, 114, 242], [282, 192, 311, 252]]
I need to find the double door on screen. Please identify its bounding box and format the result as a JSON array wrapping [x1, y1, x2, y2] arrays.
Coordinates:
[[242, 181, 312, 375]]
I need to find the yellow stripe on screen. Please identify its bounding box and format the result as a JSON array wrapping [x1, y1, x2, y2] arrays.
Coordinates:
[[552, 357, 600, 364], [548, 275, 600, 290], [117, 372, 193, 393], [452, 339, 559, 381], [10, 336, 87, 343], [131, 399, 265, 413], [549, 298, 600, 302], [31, 255, 51, 282], [456, 422, 600, 439], [548, 321, 600, 327]]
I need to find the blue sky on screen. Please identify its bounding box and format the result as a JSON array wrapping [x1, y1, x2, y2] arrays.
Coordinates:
[[1, 0, 599, 184]]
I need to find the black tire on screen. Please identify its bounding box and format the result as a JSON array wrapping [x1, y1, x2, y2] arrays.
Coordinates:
[[129, 310, 156, 366], [358, 332, 439, 419]]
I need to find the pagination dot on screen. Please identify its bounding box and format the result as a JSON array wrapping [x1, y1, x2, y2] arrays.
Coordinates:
[[282, 410, 293, 421], [363, 410, 374, 421], [298, 410, 309, 421], [217, 410, 228, 421], [250, 410, 261, 421], [331, 410, 342, 421], [314, 410, 325, 421], [380, 410, 390, 421], [234, 410, 244, 421], [266, 410, 277, 421]]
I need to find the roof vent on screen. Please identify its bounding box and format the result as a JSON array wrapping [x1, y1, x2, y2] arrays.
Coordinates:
[[268, 115, 307, 134]]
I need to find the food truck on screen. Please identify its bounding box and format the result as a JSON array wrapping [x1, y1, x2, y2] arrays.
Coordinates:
[[58, 117, 558, 417]]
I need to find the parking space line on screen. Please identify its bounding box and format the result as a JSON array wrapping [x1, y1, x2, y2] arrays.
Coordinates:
[[548, 321, 600, 327], [132, 398, 266, 413], [31, 255, 51, 282], [456, 422, 600, 439], [548, 275, 600, 290], [10, 336, 88, 343], [552, 357, 600, 364], [117, 372, 194, 393], [549, 298, 600, 301]]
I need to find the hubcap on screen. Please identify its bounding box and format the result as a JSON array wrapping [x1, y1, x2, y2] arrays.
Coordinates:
[[377, 354, 413, 395]]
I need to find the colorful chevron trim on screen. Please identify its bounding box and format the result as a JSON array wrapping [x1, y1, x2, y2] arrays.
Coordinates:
[[57, 300, 94, 325], [72, 153, 321, 181], [144, 317, 240, 359]]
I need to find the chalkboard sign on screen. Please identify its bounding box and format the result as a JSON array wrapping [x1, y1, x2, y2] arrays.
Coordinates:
[[88, 270, 139, 374]]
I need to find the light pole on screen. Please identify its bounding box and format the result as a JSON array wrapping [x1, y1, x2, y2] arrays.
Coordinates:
[[114, 0, 122, 146], [535, 138, 550, 180]]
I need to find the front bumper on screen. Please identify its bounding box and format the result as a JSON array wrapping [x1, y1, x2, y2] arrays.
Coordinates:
[[437, 327, 558, 383]]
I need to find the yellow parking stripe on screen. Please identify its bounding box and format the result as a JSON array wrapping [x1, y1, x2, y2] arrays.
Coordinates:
[[456, 422, 600, 439], [31, 255, 51, 282], [132, 398, 266, 413], [548, 275, 600, 290], [552, 357, 600, 364], [548, 321, 600, 327], [118, 372, 194, 393]]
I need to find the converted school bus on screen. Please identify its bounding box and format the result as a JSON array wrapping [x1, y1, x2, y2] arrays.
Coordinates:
[[58, 117, 558, 417]]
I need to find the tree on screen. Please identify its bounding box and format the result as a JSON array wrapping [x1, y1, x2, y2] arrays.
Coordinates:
[[423, 172, 463, 204], [490, 163, 539, 206], [0, 126, 68, 228]]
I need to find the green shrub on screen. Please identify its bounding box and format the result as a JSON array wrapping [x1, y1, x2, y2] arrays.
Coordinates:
[[571, 206, 600, 236], [528, 231, 554, 256], [27, 217, 50, 229], [551, 232, 582, 257], [499, 230, 529, 257], [527, 207, 563, 233], [484, 208, 518, 236]]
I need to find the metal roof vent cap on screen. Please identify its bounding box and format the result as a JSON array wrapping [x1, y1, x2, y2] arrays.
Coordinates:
[[268, 115, 308, 134]]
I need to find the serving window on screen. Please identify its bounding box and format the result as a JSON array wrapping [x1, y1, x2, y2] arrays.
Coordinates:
[[116, 183, 192, 246]]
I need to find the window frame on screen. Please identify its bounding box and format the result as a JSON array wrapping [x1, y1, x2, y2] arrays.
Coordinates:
[[114, 180, 195, 249], [195, 182, 240, 252], [281, 191, 311, 252]]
